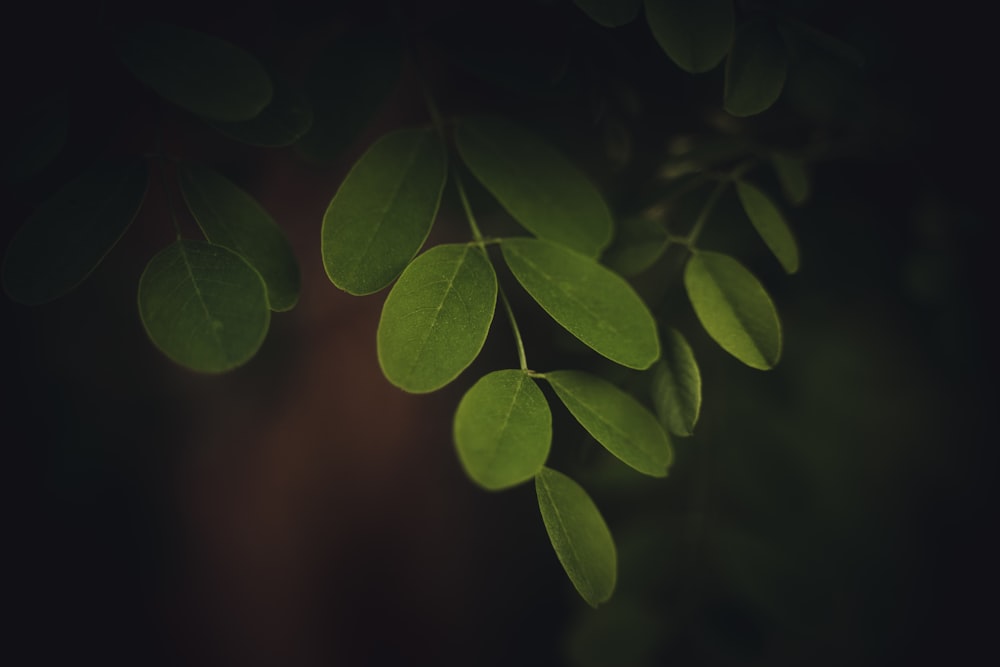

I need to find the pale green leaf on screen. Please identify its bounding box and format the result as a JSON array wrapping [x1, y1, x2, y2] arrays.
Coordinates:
[[454, 370, 552, 490], [116, 22, 272, 122], [724, 19, 789, 117], [684, 251, 782, 369], [322, 128, 447, 295], [601, 216, 669, 277], [2, 161, 148, 305], [650, 327, 701, 436], [210, 70, 313, 147], [770, 154, 810, 205], [574, 0, 642, 27], [455, 116, 613, 257], [377, 244, 497, 393], [178, 163, 301, 311], [138, 240, 270, 373], [546, 370, 673, 477], [736, 181, 800, 274], [644, 0, 735, 74], [501, 238, 659, 370], [536, 467, 617, 607]]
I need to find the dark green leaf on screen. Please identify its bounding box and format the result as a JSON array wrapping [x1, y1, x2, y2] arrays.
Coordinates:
[[724, 19, 789, 117], [210, 70, 313, 147], [602, 216, 669, 277], [574, 0, 642, 27], [322, 128, 447, 295], [684, 251, 782, 369], [650, 327, 701, 436], [736, 181, 799, 274], [116, 22, 272, 122], [770, 154, 810, 205], [1, 95, 68, 184], [377, 244, 497, 393], [456, 116, 613, 257], [536, 467, 617, 607], [138, 240, 270, 373], [644, 0, 735, 74], [546, 370, 673, 477], [178, 163, 301, 311], [502, 238, 659, 370], [2, 161, 148, 305], [454, 370, 552, 490]]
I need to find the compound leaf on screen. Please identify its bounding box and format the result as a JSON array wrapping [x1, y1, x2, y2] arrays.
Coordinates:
[[322, 128, 447, 295], [724, 19, 789, 117], [456, 116, 613, 257], [377, 244, 497, 393], [138, 240, 270, 373], [770, 154, 810, 205], [2, 160, 148, 305], [502, 238, 659, 370], [684, 251, 782, 369], [645, 0, 735, 74], [736, 181, 799, 274], [546, 370, 673, 477], [650, 327, 701, 436], [210, 70, 313, 147], [574, 0, 642, 27], [454, 370, 552, 490], [536, 467, 617, 607], [178, 163, 301, 311]]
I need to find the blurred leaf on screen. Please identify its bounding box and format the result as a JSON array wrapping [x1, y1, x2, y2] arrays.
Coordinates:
[[574, 0, 642, 27], [566, 597, 664, 667], [536, 467, 617, 607], [502, 238, 659, 370], [1, 95, 68, 184], [322, 128, 446, 295], [454, 370, 552, 490], [210, 70, 313, 147], [777, 16, 865, 69], [602, 217, 669, 277], [644, 0, 734, 74], [724, 19, 788, 117], [2, 160, 148, 305], [377, 244, 497, 393], [684, 251, 782, 369], [116, 22, 272, 122], [650, 327, 701, 436], [770, 154, 810, 205], [178, 162, 300, 311], [138, 240, 270, 373], [546, 370, 673, 477], [456, 116, 613, 257], [736, 181, 799, 274]]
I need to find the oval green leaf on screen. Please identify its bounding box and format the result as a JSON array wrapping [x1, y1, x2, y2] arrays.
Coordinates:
[[377, 244, 497, 393], [210, 70, 313, 147], [2, 160, 148, 305], [178, 163, 301, 311], [724, 19, 789, 117], [546, 370, 673, 477], [736, 181, 799, 274], [116, 22, 272, 122], [536, 467, 617, 607], [644, 0, 735, 74], [574, 0, 642, 27], [501, 238, 659, 370], [650, 327, 701, 436], [322, 128, 447, 295], [684, 251, 782, 369], [454, 370, 552, 490], [771, 154, 810, 206], [138, 240, 270, 373], [455, 116, 613, 257]]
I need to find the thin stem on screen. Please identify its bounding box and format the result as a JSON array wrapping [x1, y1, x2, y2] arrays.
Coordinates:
[[154, 124, 183, 240], [499, 287, 529, 372], [684, 178, 727, 248], [454, 167, 486, 245]]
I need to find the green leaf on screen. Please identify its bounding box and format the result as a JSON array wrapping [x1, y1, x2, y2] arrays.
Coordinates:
[[377, 244, 497, 393], [650, 327, 701, 436], [501, 238, 659, 370], [455, 116, 613, 257], [2, 160, 148, 305], [770, 154, 810, 205], [210, 70, 313, 147], [116, 22, 272, 122], [684, 251, 782, 369], [138, 240, 270, 373], [454, 370, 552, 490], [736, 181, 800, 274], [574, 0, 642, 27], [546, 370, 673, 477], [724, 19, 789, 117], [601, 216, 669, 277], [178, 163, 301, 311], [536, 467, 617, 607], [322, 128, 447, 295], [644, 0, 735, 74]]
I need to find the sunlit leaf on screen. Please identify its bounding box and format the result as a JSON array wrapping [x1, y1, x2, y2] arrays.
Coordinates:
[[116, 22, 272, 122], [736, 181, 799, 274], [502, 238, 659, 369], [536, 467, 617, 607], [178, 163, 300, 311], [454, 370, 552, 490], [724, 19, 789, 117], [377, 244, 497, 393], [644, 0, 735, 74], [138, 240, 270, 373], [2, 161, 148, 305], [456, 116, 613, 257], [684, 251, 782, 369], [322, 128, 446, 295], [602, 216, 669, 277], [574, 0, 642, 27], [210, 70, 313, 147], [650, 327, 701, 436], [770, 154, 810, 205], [546, 370, 673, 477]]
